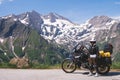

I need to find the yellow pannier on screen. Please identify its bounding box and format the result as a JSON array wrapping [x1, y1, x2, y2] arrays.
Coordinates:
[[99, 50, 111, 57], [99, 50, 105, 57], [104, 52, 111, 57]]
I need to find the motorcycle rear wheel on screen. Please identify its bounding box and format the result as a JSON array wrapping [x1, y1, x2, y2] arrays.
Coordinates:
[[61, 59, 77, 73], [97, 65, 110, 74]]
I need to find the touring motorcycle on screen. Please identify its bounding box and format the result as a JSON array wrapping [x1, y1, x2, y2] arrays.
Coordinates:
[[61, 42, 112, 74]]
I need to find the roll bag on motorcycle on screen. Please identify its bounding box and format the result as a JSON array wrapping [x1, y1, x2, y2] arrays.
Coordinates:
[[98, 43, 113, 66]]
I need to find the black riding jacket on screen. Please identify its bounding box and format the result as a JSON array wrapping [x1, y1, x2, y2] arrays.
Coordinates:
[[89, 44, 99, 55]]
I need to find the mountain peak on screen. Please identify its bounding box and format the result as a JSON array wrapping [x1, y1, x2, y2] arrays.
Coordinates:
[[44, 12, 63, 19], [28, 10, 41, 16], [43, 12, 72, 23], [89, 16, 112, 25], [22, 10, 41, 17], [90, 16, 112, 20], [18, 10, 43, 26]]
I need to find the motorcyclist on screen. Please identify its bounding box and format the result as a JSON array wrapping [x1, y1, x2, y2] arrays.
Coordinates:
[[88, 38, 99, 77]]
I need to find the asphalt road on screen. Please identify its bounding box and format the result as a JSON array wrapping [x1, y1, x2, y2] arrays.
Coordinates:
[[0, 69, 120, 80]]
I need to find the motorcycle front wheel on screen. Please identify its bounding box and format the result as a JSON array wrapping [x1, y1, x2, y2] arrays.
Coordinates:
[[61, 58, 77, 73], [97, 65, 110, 74]]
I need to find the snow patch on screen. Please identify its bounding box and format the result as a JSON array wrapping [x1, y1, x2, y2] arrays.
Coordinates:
[[2, 14, 14, 19], [42, 18, 76, 28], [110, 33, 117, 38], [0, 38, 4, 43], [19, 14, 29, 25], [13, 18, 17, 21], [106, 20, 116, 26]]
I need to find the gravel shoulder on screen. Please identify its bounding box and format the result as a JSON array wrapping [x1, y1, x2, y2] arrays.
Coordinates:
[[0, 69, 120, 80]]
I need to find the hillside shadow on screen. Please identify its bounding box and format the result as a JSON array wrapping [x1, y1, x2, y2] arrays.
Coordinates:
[[73, 71, 120, 76], [72, 71, 89, 74], [102, 72, 120, 76]]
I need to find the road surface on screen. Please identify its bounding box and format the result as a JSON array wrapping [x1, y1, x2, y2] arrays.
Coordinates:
[[0, 69, 120, 80]]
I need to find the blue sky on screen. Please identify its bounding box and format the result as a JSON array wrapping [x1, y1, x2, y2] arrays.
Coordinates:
[[0, 0, 120, 23]]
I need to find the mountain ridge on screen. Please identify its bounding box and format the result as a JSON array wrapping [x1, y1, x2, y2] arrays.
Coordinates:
[[0, 10, 120, 63], [1, 11, 119, 45]]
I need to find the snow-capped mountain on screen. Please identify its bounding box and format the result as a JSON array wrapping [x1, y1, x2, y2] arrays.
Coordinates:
[[17, 11, 83, 45], [1, 10, 120, 61], [1, 11, 119, 48], [40, 14, 118, 46]]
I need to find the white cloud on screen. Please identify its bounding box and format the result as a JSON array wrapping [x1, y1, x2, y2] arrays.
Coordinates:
[[0, 0, 14, 5], [0, 0, 3, 4], [9, 0, 13, 2]]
